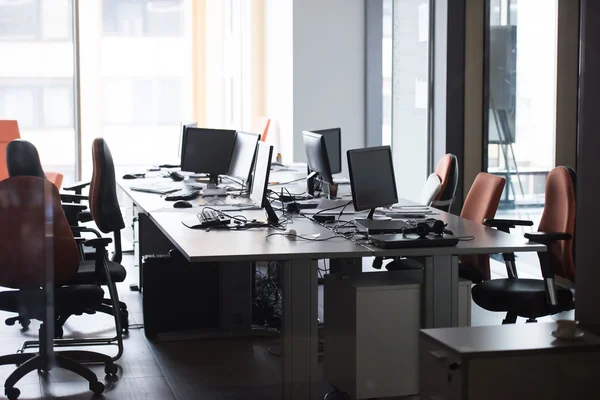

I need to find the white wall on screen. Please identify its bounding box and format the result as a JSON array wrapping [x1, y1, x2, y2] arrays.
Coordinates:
[[292, 0, 366, 175], [263, 0, 366, 174]]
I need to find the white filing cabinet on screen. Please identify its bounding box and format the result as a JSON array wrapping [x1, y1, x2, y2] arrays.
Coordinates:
[[325, 272, 422, 399], [420, 323, 600, 400]]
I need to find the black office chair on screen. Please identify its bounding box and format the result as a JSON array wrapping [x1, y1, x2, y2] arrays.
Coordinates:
[[472, 166, 576, 324], [6, 140, 126, 360], [0, 175, 118, 399]]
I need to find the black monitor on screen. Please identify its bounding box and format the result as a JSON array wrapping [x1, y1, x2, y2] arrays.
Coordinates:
[[178, 121, 196, 159], [180, 127, 236, 185], [303, 131, 335, 192], [312, 128, 341, 174], [252, 142, 279, 225], [347, 146, 398, 218], [227, 131, 260, 188]]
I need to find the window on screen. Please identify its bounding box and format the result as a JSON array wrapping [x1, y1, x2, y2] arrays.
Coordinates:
[[103, 79, 182, 125], [485, 0, 558, 209], [0, 0, 76, 184], [0, 0, 71, 41], [0, 80, 73, 129], [102, 0, 184, 37], [390, 0, 431, 201]]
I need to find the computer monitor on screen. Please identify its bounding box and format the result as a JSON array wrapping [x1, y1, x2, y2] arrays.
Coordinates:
[[303, 131, 335, 193], [227, 131, 261, 188], [347, 146, 398, 218], [312, 128, 341, 174], [178, 121, 196, 159], [180, 127, 236, 185], [251, 142, 279, 225]]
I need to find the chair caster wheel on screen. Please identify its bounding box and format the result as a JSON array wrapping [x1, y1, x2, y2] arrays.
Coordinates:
[[324, 390, 350, 400], [105, 363, 118, 376], [90, 381, 105, 395], [5, 387, 21, 400]]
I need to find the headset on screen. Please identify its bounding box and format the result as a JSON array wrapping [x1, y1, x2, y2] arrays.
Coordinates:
[[402, 219, 447, 238]]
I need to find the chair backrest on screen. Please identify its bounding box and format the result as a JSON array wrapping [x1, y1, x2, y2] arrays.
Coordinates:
[[0, 120, 22, 181], [420, 173, 441, 206], [460, 172, 506, 280], [6, 139, 46, 179], [89, 138, 125, 234], [0, 176, 80, 288], [432, 154, 459, 211], [538, 166, 576, 282]]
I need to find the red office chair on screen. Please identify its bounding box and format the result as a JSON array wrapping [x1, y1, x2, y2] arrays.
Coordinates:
[[458, 172, 506, 282], [431, 153, 459, 212], [0, 176, 117, 399], [472, 166, 576, 323]]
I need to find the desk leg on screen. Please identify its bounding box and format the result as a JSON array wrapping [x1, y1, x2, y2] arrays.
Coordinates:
[[422, 255, 459, 328], [281, 259, 318, 400]]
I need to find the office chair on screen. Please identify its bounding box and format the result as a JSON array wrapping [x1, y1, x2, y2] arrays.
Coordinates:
[[0, 175, 118, 399], [431, 153, 459, 212], [0, 120, 64, 188], [5, 140, 127, 359], [472, 166, 576, 323]]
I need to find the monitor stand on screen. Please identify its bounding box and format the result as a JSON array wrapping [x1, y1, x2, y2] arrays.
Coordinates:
[[354, 208, 411, 235], [264, 200, 280, 226], [202, 173, 227, 196]]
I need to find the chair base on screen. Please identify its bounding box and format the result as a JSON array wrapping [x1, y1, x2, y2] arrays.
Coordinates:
[[0, 350, 114, 399]]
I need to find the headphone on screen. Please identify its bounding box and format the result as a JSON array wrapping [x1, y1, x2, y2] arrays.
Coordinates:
[[402, 220, 446, 238]]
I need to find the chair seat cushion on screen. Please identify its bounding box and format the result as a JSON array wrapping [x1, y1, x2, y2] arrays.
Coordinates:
[[0, 285, 104, 319], [71, 260, 127, 284], [472, 278, 573, 319]]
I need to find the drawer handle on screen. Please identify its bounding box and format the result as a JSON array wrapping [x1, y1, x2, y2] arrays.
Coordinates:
[[430, 396, 446, 400], [429, 350, 450, 360]]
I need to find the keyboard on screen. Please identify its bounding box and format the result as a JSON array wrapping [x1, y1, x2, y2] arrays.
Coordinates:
[[182, 209, 231, 229], [165, 189, 200, 201], [130, 182, 180, 195]]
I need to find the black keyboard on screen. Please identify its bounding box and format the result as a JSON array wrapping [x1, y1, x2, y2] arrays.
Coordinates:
[[198, 209, 230, 227], [165, 189, 200, 201]]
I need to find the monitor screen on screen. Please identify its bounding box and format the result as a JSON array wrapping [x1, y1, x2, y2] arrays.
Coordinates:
[[347, 146, 398, 211], [302, 131, 334, 185], [313, 128, 341, 174], [181, 128, 236, 175], [251, 142, 273, 208], [178, 121, 196, 159], [227, 131, 260, 182]]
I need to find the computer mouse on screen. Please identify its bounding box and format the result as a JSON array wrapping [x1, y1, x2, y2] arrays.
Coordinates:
[[173, 200, 193, 208], [122, 174, 138, 180]]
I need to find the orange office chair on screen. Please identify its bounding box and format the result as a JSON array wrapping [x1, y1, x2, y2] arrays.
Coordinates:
[[431, 154, 459, 212], [0, 120, 63, 188], [472, 166, 576, 323], [0, 175, 117, 399], [458, 172, 506, 282]]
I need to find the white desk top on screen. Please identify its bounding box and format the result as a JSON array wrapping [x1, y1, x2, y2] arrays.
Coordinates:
[[150, 210, 371, 262], [119, 173, 545, 262]]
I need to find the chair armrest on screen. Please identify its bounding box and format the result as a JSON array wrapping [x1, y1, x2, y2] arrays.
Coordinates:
[[83, 237, 113, 249], [484, 218, 534, 233], [63, 180, 90, 193], [71, 226, 102, 238], [525, 231, 572, 244], [60, 193, 89, 203]]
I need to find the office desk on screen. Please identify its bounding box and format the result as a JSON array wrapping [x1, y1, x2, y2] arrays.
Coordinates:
[[118, 178, 545, 400]]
